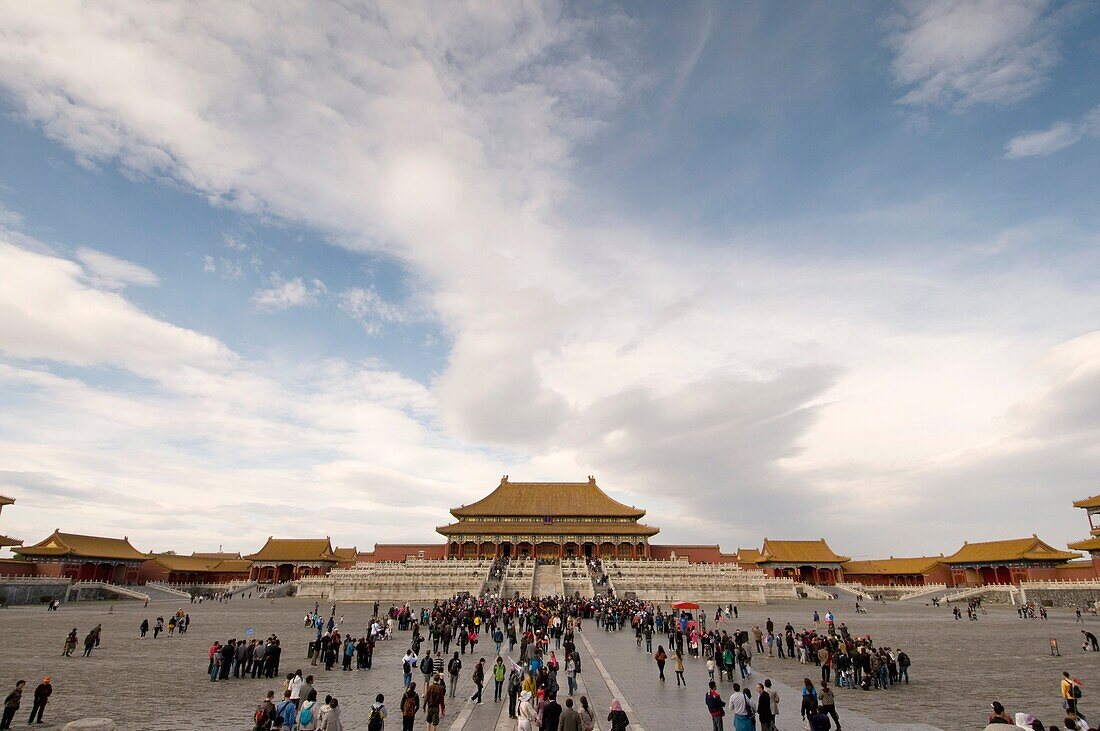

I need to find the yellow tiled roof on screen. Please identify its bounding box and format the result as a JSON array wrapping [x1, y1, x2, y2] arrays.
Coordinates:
[[333, 547, 358, 561], [148, 553, 251, 573], [244, 537, 336, 563], [944, 536, 1080, 564], [1073, 495, 1100, 509], [451, 477, 646, 519], [0, 495, 14, 507], [1055, 560, 1096, 570], [1067, 537, 1100, 551], [0, 534, 21, 548], [842, 556, 944, 575], [438, 521, 659, 537], [15, 530, 148, 561], [737, 548, 762, 564], [759, 539, 849, 564], [191, 551, 243, 559]]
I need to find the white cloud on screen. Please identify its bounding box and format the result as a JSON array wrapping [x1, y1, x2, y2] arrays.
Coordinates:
[[889, 0, 1063, 108], [250, 273, 326, 312], [337, 287, 407, 336], [0, 237, 230, 378], [75, 246, 159, 288], [202, 254, 216, 272], [1005, 105, 1100, 158], [1, 2, 1099, 554]]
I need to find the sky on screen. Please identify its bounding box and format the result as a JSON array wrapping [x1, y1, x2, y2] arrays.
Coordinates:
[[0, 0, 1098, 559]]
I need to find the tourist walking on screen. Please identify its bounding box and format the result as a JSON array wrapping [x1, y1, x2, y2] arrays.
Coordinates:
[[493, 656, 506, 702], [543, 693, 562, 731], [517, 691, 538, 731], [727, 684, 756, 731], [365, 693, 386, 731], [424, 674, 446, 731], [27, 678, 51, 725], [607, 700, 629, 731], [559, 697, 583, 731], [1, 680, 24, 730], [819, 681, 841, 730], [62, 628, 77, 657], [470, 658, 485, 704], [654, 645, 667, 681], [755, 683, 775, 731], [399, 683, 419, 731], [705, 681, 725, 731], [577, 696, 595, 731], [800, 679, 818, 722], [447, 652, 461, 698], [1061, 671, 1083, 717], [675, 651, 686, 686]]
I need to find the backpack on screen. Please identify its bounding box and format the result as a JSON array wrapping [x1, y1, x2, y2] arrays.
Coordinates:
[[254, 705, 267, 725], [449, 658, 461, 674], [1073, 683, 1083, 699], [368, 704, 384, 731], [403, 658, 412, 674], [299, 703, 314, 725]]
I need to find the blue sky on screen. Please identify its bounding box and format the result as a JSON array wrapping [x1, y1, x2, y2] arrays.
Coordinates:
[[0, 0, 1098, 558]]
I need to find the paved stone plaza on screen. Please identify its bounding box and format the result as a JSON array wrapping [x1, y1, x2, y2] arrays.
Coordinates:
[[0, 596, 1096, 730]]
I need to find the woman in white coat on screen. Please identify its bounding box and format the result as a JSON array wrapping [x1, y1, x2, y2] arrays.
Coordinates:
[[517, 690, 539, 731]]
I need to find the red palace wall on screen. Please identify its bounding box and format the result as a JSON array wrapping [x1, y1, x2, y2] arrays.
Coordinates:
[[0, 559, 36, 577]]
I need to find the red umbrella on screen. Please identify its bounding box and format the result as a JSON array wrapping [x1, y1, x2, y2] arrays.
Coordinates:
[[671, 601, 700, 610]]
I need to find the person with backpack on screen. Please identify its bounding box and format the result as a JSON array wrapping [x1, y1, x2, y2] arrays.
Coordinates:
[[420, 653, 433, 688], [654, 646, 667, 682], [401, 650, 416, 688], [447, 652, 461, 698], [896, 650, 910, 684], [470, 658, 485, 704], [366, 693, 386, 731], [1061, 672, 1084, 718], [727, 684, 756, 731], [297, 689, 319, 731], [705, 681, 725, 731], [275, 690, 296, 730], [399, 683, 419, 731], [253, 690, 276, 731]]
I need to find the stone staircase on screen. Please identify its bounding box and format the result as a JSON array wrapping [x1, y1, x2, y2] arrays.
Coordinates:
[[532, 561, 564, 597], [140, 583, 193, 601], [834, 582, 874, 601], [500, 558, 534, 597], [67, 581, 150, 602], [896, 583, 949, 602], [941, 583, 1022, 604], [796, 583, 835, 600]]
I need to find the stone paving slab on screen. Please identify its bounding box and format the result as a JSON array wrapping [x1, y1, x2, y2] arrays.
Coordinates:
[[0, 596, 1094, 730]]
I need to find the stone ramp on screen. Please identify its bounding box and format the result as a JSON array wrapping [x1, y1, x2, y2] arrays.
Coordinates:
[[532, 561, 564, 597]]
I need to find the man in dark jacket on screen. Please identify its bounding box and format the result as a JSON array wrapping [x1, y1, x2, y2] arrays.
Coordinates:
[[755, 682, 775, 731], [1, 680, 24, 730], [541, 693, 562, 731], [27, 678, 51, 725], [253, 690, 276, 731], [705, 681, 725, 731]]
